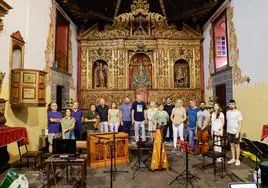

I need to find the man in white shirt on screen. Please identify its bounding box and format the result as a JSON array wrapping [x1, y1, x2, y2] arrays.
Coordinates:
[[227, 99, 243, 166]]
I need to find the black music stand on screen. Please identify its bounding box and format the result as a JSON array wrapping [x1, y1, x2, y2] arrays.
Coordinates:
[[169, 141, 200, 186], [131, 126, 149, 179], [242, 137, 264, 185], [242, 137, 262, 168], [92, 132, 128, 188]]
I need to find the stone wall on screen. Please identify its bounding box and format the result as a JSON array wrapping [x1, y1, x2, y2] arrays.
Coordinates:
[[50, 67, 71, 106]]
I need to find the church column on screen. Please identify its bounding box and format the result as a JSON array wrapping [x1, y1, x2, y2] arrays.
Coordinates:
[[77, 41, 81, 99]]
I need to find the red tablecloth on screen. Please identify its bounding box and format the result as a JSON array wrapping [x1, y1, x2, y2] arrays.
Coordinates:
[[261, 124, 268, 141], [0, 126, 28, 147]]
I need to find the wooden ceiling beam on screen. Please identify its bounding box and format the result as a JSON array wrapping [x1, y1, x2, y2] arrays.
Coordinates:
[[114, 0, 122, 17], [86, 10, 113, 22], [159, 0, 167, 18], [168, 2, 216, 21]]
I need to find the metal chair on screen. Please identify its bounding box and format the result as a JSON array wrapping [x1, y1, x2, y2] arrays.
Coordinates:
[[202, 134, 227, 178]]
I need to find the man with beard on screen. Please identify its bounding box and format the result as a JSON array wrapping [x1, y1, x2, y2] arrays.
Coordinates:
[[120, 97, 133, 139], [164, 97, 175, 143], [195, 101, 210, 153], [227, 99, 243, 166], [187, 99, 200, 152]]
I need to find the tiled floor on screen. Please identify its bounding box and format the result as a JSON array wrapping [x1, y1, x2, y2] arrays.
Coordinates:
[[15, 149, 255, 188]]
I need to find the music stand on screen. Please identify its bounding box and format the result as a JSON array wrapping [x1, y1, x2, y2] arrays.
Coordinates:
[[91, 132, 128, 188], [131, 125, 149, 179], [169, 141, 200, 186], [242, 137, 263, 185]]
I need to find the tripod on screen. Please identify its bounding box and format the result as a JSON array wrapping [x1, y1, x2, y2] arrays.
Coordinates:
[[169, 141, 199, 185], [131, 124, 149, 178], [102, 131, 128, 188]]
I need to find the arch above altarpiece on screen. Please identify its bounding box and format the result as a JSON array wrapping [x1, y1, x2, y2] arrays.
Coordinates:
[[78, 0, 203, 108]]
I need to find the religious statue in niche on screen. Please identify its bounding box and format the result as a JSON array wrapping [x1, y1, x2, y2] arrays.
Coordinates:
[[132, 63, 150, 85], [174, 60, 189, 88], [93, 60, 108, 88]]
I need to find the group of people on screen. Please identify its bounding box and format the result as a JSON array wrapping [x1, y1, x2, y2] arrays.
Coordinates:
[[47, 96, 243, 166]]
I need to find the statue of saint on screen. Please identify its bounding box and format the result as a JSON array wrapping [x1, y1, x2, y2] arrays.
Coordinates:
[[175, 66, 188, 87], [132, 63, 150, 85], [95, 62, 107, 88]]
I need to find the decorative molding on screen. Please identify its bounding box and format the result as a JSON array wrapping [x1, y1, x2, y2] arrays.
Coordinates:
[[44, 2, 57, 84], [79, 89, 202, 109], [10, 69, 47, 107], [78, 0, 202, 109], [0, 0, 12, 33], [227, 5, 247, 85], [207, 26, 214, 90], [11, 31, 25, 43], [9, 30, 25, 69], [79, 0, 201, 40]]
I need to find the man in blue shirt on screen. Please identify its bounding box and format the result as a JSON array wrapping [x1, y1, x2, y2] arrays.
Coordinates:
[[132, 95, 147, 142], [120, 97, 132, 139], [187, 99, 200, 152], [47, 102, 62, 152], [71, 102, 83, 140]]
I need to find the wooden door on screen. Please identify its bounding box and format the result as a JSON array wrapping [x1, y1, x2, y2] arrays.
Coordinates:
[[215, 84, 226, 107]]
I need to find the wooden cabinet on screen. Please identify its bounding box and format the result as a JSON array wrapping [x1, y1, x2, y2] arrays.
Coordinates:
[[10, 69, 47, 107], [87, 132, 129, 168]]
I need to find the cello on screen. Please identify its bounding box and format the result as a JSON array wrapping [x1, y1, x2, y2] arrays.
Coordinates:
[[196, 116, 209, 154]]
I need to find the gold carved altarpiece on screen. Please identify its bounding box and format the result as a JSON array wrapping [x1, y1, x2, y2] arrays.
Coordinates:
[[78, 0, 202, 107]]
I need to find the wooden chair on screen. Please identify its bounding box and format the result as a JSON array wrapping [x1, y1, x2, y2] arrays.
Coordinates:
[[202, 134, 227, 178], [17, 140, 41, 171]]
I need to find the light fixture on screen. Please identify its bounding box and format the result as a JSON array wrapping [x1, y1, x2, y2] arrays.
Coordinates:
[[246, 76, 250, 84]]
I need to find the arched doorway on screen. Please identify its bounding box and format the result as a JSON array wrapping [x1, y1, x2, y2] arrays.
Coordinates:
[[129, 53, 152, 89], [92, 60, 108, 88], [174, 59, 190, 88]]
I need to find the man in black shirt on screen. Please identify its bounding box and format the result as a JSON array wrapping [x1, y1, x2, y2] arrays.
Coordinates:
[[132, 95, 147, 142], [164, 96, 175, 142], [96, 98, 109, 132]]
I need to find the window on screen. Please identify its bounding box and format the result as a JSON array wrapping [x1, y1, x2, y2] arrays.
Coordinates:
[[213, 12, 229, 71], [216, 36, 227, 56]]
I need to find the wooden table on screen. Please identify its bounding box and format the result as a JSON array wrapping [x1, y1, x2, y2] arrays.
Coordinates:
[[88, 132, 129, 168], [0, 126, 28, 147], [44, 154, 87, 188]]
